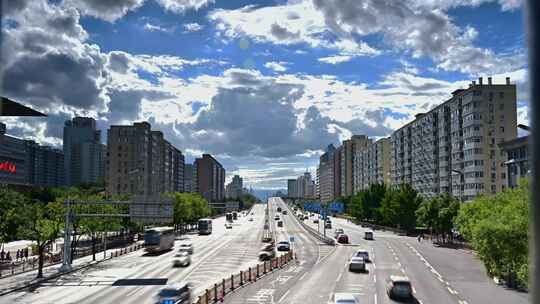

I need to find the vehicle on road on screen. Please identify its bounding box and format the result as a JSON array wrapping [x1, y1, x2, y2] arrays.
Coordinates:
[[249, 217, 254, 222], [144, 227, 175, 253], [232, 212, 238, 220], [172, 251, 191, 267], [325, 220, 332, 229], [354, 249, 370, 262], [333, 293, 359, 304], [337, 234, 349, 244], [275, 214, 281, 220], [348, 257, 366, 272], [198, 218, 212, 235], [259, 243, 275, 261], [303, 214, 309, 220], [334, 228, 344, 238], [277, 207, 282, 212], [386, 276, 413, 300], [277, 241, 290, 251], [225, 222, 233, 229], [364, 230, 374, 240], [226, 212, 233, 222], [277, 220, 283, 227], [155, 282, 192, 304], [313, 218, 319, 224], [178, 243, 194, 254], [282, 210, 288, 215]]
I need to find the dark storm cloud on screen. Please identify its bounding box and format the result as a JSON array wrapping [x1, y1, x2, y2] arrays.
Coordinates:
[[108, 51, 131, 74], [270, 23, 300, 41]]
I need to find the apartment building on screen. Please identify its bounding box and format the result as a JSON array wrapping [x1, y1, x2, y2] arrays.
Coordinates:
[[226, 175, 243, 199], [287, 172, 315, 199], [194, 154, 225, 203], [318, 144, 336, 203], [184, 164, 194, 192], [63, 117, 105, 186], [354, 137, 391, 192], [106, 122, 184, 197], [390, 77, 517, 200]]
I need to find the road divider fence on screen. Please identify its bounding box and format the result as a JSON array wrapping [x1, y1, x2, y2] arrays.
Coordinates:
[[189, 251, 294, 304]]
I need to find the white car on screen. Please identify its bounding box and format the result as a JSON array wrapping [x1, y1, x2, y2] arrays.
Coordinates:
[[178, 243, 194, 254], [354, 249, 370, 262], [333, 293, 359, 304], [348, 257, 366, 272], [172, 251, 191, 267], [225, 222, 233, 229]]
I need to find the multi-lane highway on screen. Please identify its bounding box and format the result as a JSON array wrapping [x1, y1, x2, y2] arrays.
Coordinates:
[[1, 198, 529, 304], [1, 204, 267, 304], [225, 198, 529, 304]]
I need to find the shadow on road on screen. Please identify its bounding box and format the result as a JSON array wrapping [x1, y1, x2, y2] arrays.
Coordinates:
[[112, 278, 168, 286], [141, 249, 172, 257]]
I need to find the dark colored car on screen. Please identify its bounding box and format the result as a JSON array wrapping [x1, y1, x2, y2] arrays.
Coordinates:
[[337, 234, 349, 244]]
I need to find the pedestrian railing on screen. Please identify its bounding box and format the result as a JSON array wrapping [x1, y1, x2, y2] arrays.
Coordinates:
[[0, 243, 143, 279], [188, 251, 294, 304]]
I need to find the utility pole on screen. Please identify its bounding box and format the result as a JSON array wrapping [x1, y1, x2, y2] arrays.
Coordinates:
[[60, 200, 73, 272]]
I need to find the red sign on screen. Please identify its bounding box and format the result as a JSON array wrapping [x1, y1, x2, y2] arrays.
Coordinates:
[[0, 161, 16, 174]]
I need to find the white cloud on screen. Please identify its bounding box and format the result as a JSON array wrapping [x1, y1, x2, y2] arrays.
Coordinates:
[[208, 1, 379, 57], [143, 22, 175, 33], [318, 55, 352, 64], [184, 22, 204, 32], [264, 61, 288, 72], [156, 0, 215, 14], [65, 0, 144, 22]]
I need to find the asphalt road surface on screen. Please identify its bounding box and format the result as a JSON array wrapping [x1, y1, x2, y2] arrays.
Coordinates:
[[0, 204, 266, 304], [224, 198, 529, 304]]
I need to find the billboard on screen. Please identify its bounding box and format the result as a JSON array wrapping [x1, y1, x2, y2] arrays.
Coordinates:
[[129, 196, 173, 224]]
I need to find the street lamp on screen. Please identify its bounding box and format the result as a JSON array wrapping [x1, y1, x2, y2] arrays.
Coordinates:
[[451, 169, 464, 202]]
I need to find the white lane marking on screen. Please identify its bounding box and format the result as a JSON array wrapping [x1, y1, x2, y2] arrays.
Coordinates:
[[299, 272, 307, 280], [336, 270, 343, 282], [447, 287, 458, 295], [400, 268, 406, 274], [412, 286, 417, 294], [418, 300, 424, 304], [374, 294, 378, 304], [459, 301, 469, 304], [437, 276, 444, 283], [278, 290, 290, 303], [397, 262, 402, 267], [373, 275, 377, 283], [372, 262, 377, 270]]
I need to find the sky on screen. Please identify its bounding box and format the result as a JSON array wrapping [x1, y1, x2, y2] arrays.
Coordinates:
[[0, 0, 529, 190]]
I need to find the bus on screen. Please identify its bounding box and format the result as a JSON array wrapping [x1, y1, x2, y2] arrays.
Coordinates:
[[226, 212, 233, 222], [198, 219, 212, 235], [144, 227, 175, 253]]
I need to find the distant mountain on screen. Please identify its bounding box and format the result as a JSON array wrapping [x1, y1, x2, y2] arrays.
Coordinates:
[[252, 189, 286, 201]]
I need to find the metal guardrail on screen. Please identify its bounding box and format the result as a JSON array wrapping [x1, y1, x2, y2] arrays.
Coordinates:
[[189, 251, 294, 304], [285, 203, 335, 246]]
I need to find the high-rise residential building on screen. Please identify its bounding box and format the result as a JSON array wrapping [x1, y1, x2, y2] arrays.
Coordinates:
[[63, 117, 105, 186], [390, 77, 517, 200], [333, 145, 342, 198], [226, 175, 243, 199], [318, 144, 335, 203], [287, 179, 298, 198], [341, 135, 371, 196], [194, 154, 225, 203], [106, 122, 184, 197], [353, 137, 391, 192], [0, 123, 64, 187], [184, 164, 194, 192]]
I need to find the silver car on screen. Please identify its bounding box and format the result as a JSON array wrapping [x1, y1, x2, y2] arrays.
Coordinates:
[[178, 243, 194, 254], [348, 257, 366, 272], [172, 251, 191, 267]]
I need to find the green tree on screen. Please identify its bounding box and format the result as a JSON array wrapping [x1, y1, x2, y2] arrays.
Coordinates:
[[417, 193, 459, 242], [395, 184, 422, 232], [0, 187, 27, 247], [379, 189, 399, 226], [17, 200, 64, 278], [454, 179, 529, 288]]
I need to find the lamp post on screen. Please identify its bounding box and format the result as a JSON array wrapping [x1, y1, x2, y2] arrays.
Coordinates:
[[451, 169, 464, 202]]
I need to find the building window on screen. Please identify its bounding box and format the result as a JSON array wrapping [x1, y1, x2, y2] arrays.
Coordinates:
[[500, 127, 505, 133], [499, 103, 504, 110], [499, 92, 505, 99]]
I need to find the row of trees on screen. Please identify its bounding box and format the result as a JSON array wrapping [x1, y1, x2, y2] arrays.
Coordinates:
[[0, 185, 227, 278]]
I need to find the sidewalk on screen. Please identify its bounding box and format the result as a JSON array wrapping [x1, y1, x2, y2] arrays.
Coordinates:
[[0, 242, 143, 296]]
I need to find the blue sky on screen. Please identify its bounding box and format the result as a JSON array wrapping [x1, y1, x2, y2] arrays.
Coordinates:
[[1, 0, 529, 189]]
